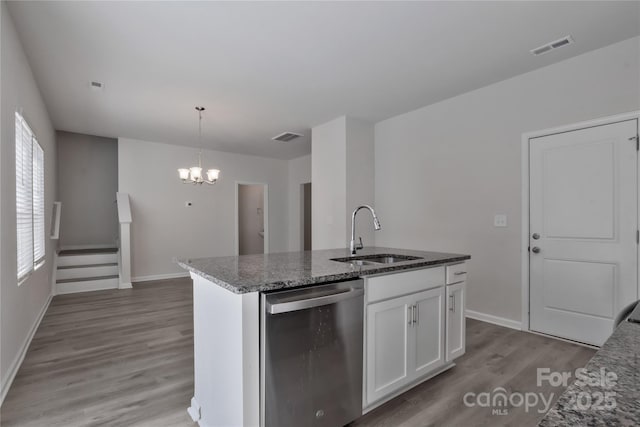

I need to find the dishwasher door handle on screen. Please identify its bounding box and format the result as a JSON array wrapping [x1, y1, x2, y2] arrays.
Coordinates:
[[267, 287, 364, 314]]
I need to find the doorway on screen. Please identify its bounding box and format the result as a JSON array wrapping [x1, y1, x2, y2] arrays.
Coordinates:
[[236, 183, 268, 255], [301, 182, 312, 251], [523, 114, 639, 346]]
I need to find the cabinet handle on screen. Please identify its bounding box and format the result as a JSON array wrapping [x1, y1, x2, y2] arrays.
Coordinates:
[[449, 295, 455, 312], [412, 304, 417, 325], [408, 305, 413, 326], [415, 304, 419, 325], [454, 271, 467, 276]]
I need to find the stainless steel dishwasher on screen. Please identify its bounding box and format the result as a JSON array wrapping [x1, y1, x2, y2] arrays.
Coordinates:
[[260, 279, 364, 427]]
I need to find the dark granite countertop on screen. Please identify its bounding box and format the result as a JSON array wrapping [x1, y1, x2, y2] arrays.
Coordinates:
[[628, 302, 640, 323], [538, 315, 640, 426], [177, 247, 470, 294]]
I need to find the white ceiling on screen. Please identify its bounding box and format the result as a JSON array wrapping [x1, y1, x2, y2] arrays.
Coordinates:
[[7, 1, 640, 160]]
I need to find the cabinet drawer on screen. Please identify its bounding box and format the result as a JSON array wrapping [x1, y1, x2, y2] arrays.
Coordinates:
[[446, 263, 467, 285], [366, 267, 445, 303]]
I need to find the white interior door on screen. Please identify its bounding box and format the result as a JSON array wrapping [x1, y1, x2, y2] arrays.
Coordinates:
[[529, 119, 638, 346]]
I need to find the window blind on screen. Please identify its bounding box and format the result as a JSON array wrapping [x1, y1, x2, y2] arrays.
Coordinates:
[[33, 140, 45, 264], [16, 112, 34, 280]]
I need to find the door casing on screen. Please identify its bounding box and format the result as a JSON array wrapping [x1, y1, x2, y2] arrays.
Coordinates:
[[521, 111, 640, 334]]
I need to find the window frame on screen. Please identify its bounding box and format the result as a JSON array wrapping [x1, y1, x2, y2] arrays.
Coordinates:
[[15, 111, 45, 285]]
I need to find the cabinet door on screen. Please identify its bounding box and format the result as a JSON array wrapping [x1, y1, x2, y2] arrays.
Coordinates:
[[410, 287, 445, 380], [446, 282, 466, 361], [366, 294, 413, 405]]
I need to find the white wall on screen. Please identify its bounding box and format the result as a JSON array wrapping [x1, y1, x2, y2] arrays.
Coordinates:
[[311, 116, 375, 250], [118, 138, 290, 280], [238, 184, 264, 256], [57, 131, 118, 248], [345, 117, 375, 246], [1, 2, 57, 401], [312, 117, 347, 249], [374, 36, 640, 324], [287, 154, 311, 251]]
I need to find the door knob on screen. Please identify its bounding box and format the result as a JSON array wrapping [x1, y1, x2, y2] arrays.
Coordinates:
[[531, 247, 541, 254], [532, 233, 540, 240]]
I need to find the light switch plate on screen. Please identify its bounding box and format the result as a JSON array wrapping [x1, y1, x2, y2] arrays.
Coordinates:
[[494, 214, 508, 227]]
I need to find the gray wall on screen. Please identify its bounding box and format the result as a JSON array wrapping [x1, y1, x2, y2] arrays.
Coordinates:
[[57, 131, 118, 248], [374, 36, 640, 325], [1, 2, 57, 400], [287, 154, 311, 251], [303, 183, 312, 251]]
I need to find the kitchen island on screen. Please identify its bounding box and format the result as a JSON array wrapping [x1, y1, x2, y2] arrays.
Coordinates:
[[179, 247, 470, 427]]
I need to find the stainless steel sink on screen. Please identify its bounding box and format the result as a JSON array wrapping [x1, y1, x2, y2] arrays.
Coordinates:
[[361, 256, 411, 264], [331, 254, 423, 266], [349, 260, 379, 266]]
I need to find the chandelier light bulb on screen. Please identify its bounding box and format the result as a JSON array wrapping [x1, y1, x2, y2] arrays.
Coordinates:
[[207, 169, 220, 182]]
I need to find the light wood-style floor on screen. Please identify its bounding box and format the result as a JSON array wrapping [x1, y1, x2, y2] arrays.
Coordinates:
[[1, 278, 595, 427]]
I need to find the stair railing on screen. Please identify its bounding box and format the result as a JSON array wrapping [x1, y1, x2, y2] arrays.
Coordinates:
[[116, 192, 133, 289]]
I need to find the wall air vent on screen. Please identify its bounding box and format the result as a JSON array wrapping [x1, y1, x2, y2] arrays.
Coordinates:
[[530, 36, 573, 56], [272, 132, 303, 142], [90, 81, 104, 91]]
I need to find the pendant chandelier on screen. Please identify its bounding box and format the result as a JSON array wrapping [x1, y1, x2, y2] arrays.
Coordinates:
[[178, 106, 220, 185]]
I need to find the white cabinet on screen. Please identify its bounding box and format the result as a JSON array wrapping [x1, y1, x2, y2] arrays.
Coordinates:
[[412, 287, 446, 377], [446, 281, 466, 361], [364, 264, 467, 409], [365, 283, 445, 406], [365, 293, 413, 404]]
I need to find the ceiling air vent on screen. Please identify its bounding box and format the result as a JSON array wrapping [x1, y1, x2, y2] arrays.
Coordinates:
[[530, 36, 573, 56], [272, 132, 303, 142]]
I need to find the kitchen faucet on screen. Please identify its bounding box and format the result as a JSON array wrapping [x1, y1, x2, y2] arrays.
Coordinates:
[[350, 205, 382, 255]]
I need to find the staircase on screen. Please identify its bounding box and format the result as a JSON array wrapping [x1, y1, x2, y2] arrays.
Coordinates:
[[55, 248, 120, 294]]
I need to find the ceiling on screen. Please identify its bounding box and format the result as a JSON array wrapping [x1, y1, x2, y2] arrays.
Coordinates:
[[7, 1, 640, 160]]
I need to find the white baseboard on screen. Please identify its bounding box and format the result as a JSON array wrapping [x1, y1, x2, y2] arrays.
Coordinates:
[[118, 282, 133, 289], [1, 293, 52, 405], [465, 309, 522, 331], [132, 272, 190, 283], [187, 396, 201, 422]]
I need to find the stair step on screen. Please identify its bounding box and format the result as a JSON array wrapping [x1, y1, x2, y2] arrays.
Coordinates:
[[57, 263, 118, 270], [56, 264, 119, 281], [56, 276, 119, 295], [57, 252, 118, 267], [56, 275, 119, 284], [58, 247, 118, 256]]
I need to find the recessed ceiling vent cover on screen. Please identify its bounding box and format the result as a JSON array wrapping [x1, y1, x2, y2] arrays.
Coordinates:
[[272, 132, 303, 142], [530, 36, 574, 56]]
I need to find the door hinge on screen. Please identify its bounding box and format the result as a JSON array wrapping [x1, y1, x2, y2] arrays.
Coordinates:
[[631, 135, 639, 151], [636, 230, 639, 245]]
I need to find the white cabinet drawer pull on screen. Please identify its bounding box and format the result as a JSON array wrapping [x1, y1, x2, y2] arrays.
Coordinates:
[[449, 294, 455, 312], [454, 271, 467, 276]]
